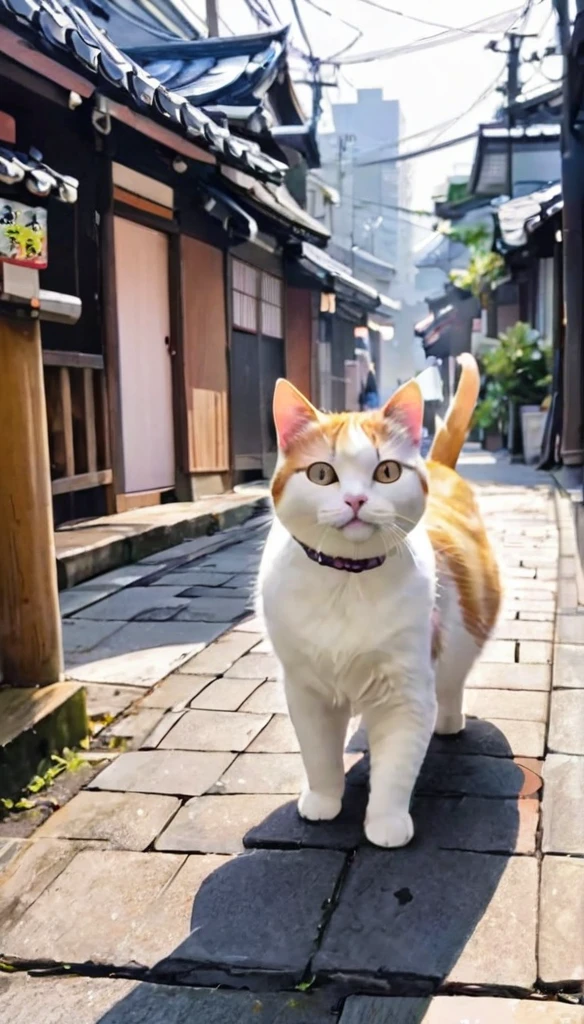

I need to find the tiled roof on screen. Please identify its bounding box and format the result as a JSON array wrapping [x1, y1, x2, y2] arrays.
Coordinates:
[[0, 0, 288, 182], [495, 181, 562, 251], [0, 145, 78, 202]]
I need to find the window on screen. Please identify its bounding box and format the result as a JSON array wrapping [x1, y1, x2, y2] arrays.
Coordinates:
[[232, 260, 283, 338], [232, 259, 258, 332], [261, 272, 283, 338]]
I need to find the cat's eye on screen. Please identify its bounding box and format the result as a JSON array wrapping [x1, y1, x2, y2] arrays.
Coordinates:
[[374, 460, 401, 484], [306, 462, 338, 486]]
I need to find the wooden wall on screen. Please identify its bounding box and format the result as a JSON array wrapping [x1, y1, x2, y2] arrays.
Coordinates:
[[181, 235, 229, 472], [285, 286, 313, 400]]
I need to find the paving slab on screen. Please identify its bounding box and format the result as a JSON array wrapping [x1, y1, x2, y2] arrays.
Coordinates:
[[138, 673, 215, 709], [162, 847, 345, 982], [156, 709, 271, 752], [315, 849, 537, 989], [517, 641, 553, 664], [178, 631, 262, 676], [155, 570, 235, 587], [59, 585, 118, 617], [240, 681, 288, 714], [176, 597, 249, 623], [189, 676, 263, 711], [62, 618, 125, 654], [73, 587, 188, 621], [211, 752, 306, 794], [553, 644, 584, 688], [155, 794, 290, 853], [548, 689, 584, 754], [556, 614, 584, 645], [414, 752, 539, 799], [464, 688, 548, 722], [479, 639, 516, 663], [244, 787, 367, 851], [36, 790, 179, 850], [225, 652, 279, 680], [65, 621, 228, 685], [82, 682, 147, 718], [141, 710, 185, 747], [0, 838, 108, 935], [539, 855, 584, 985], [494, 620, 554, 641], [542, 754, 584, 854], [89, 750, 235, 797], [430, 717, 545, 757], [104, 707, 164, 743], [412, 795, 537, 854], [466, 663, 550, 691], [339, 997, 584, 1023], [2, 848, 218, 965], [248, 714, 300, 752], [2, 976, 340, 1024], [234, 616, 264, 633]]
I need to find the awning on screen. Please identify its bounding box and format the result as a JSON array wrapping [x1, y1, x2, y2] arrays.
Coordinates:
[[219, 167, 329, 244], [293, 242, 379, 307], [494, 181, 562, 250]]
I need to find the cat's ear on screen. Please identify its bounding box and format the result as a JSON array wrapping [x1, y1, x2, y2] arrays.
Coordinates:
[[273, 379, 319, 452], [382, 379, 424, 447]]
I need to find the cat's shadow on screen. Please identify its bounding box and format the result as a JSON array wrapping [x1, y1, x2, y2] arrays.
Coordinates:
[[98, 718, 533, 1022]]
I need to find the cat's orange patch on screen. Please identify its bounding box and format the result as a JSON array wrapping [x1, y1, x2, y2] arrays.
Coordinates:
[[425, 460, 501, 645]]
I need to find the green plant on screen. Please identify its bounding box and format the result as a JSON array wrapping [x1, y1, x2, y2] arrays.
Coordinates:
[[0, 748, 87, 816], [474, 322, 551, 432], [445, 222, 506, 304]]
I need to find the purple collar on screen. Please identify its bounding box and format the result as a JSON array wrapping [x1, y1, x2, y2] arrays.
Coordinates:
[[297, 539, 386, 573]]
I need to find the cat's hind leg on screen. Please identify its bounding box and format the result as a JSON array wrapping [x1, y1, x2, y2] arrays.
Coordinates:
[[435, 619, 480, 735], [285, 678, 351, 821]]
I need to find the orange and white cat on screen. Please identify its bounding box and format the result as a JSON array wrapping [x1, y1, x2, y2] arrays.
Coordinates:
[[257, 354, 501, 849]]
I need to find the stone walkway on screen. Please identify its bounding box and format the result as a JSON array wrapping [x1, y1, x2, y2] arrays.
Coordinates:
[[1, 452, 583, 1023]]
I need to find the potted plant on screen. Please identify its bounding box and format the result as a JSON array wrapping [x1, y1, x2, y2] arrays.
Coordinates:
[[474, 322, 551, 461]]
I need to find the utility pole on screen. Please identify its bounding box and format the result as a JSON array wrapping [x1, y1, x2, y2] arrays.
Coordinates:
[[206, 0, 219, 36], [556, 0, 584, 468], [489, 31, 536, 198]]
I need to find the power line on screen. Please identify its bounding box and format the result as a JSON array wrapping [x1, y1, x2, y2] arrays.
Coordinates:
[[357, 131, 479, 167], [350, 0, 519, 35], [289, 0, 315, 57], [326, 9, 524, 66], [353, 196, 435, 217]]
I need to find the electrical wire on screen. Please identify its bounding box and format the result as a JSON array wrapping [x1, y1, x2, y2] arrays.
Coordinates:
[[325, 9, 524, 66], [301, 0, 366, 64], [350, 0, 521, 35], [357, 131, 479, 167], [353, 196, 435, 216], [426, 66, 507, 148], [289, 0, 315, 57]]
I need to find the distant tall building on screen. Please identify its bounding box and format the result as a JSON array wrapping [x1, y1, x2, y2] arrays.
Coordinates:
[[315, 89, 412, 298]]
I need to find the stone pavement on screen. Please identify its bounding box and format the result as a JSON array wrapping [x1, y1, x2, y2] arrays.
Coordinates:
[[1, 451, 583, 1022]]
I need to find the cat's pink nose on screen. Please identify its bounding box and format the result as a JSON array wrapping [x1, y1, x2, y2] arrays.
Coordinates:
[[344, 494, 368, 514]]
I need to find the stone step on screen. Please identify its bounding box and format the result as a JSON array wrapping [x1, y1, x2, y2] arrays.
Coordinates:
[[0, 682, 88, 800]]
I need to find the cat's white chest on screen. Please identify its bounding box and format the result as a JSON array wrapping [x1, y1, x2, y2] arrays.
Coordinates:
[[258, 521, 436, 707]]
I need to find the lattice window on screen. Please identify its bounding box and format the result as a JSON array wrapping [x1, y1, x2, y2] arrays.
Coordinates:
[[232, 259, 258, 332], [261, 271, 283, 338]]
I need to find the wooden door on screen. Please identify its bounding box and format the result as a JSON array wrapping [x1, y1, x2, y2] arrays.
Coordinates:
[[114, 217, 175, 493]]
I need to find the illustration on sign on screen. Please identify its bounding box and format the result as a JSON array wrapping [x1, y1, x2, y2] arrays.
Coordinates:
[[0, 200, 47, 269]]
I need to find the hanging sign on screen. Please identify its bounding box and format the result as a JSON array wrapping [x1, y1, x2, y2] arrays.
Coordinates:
[[0, 200, 47, 269]]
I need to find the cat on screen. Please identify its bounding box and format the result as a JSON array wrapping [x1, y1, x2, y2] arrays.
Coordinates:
[[257, 354, 501, 849]]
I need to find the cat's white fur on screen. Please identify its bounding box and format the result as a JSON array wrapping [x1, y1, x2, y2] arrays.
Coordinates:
[[258, 416, 479, 849]]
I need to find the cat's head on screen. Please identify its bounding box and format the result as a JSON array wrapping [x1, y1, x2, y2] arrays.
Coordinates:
[[271, 379, 428, 558]]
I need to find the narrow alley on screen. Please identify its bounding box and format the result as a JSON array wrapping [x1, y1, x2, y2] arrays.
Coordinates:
[[1, 450, 582, 1022]]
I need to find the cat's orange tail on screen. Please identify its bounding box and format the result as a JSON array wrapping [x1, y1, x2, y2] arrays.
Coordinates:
[[428, 353, 480, 469]]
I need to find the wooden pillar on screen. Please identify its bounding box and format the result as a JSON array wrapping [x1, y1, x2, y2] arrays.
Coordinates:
[[0, 314, 63, 685]]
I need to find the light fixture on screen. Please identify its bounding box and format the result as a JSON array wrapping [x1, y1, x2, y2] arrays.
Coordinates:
[[68, 91, 83, 110], [172, 155, 188, 174]]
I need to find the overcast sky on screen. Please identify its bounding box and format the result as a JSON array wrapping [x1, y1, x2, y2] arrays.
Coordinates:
[[190, 0, 563, 221]]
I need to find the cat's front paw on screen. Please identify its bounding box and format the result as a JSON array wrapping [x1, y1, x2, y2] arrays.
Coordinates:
[[435, 710, 466, 735], [298, 789, 342, 822], [365, 811, 414, 848]]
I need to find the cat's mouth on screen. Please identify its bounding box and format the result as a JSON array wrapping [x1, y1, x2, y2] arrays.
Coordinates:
[[340, 516, 376, 539]]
